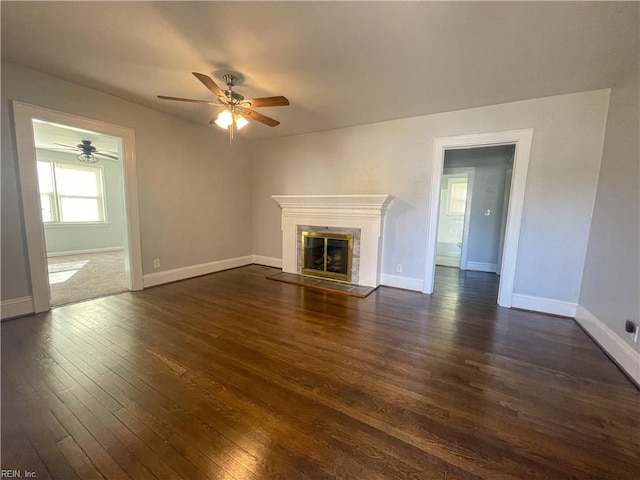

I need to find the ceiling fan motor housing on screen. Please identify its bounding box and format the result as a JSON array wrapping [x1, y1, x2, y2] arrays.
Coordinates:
[[78, 139, 97, 154], [223, 90, 245, 104]]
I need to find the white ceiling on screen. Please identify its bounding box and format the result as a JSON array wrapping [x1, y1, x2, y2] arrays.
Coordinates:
[[2, 2, 638, 140]]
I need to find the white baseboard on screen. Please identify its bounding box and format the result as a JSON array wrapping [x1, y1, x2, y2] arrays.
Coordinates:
[[252, 255, 282, 268], [1, 296, 34, 320], [511, 294, 577, 317], [143, 255, 253, 288], [575, 305, 640, 386], [464, 262, 497, 273], [47, 246, 124, 257], [380, 274, 424, 292]]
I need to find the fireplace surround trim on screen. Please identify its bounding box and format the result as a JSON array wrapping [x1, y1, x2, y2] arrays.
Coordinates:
[[272, 194, 394, 287]]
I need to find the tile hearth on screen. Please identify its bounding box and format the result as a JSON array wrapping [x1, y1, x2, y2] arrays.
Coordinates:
[[266, 272, 376, 298]]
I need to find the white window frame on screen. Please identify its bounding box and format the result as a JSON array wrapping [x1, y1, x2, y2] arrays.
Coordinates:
[[37, 160, 107, 224], [445, 177, 468, 215]]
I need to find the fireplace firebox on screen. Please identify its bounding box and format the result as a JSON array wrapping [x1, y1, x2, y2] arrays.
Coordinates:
[[301, 231, 353, 283]]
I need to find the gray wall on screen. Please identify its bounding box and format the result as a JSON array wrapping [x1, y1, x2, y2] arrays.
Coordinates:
[[37, 149, 126, 254], [444, 146, 514, 271], [1, 61, 252, 301], [250, 89, 610, 304], [579, 68, 640, 352]]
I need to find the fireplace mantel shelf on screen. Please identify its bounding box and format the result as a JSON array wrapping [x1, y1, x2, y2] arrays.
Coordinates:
[[272, 194, 394, 211]]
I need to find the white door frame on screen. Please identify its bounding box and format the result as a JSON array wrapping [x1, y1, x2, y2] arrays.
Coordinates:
[[441, 167, 475, 270], [423, 129, 533, 307], [13, 101, 143, 313]]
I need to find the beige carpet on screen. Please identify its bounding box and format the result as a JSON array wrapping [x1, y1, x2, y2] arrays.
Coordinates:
[[48, 250, 127, 307]]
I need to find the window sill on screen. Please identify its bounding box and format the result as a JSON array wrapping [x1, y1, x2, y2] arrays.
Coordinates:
[[44, 222, 110, 227]]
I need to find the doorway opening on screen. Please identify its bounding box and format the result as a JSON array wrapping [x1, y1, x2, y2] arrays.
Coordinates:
[[436, 168, 473, 268], [13, 102, 143, 313], [423, 129, 533, 307], [32, 120, 129, 306], [434, 146, 515, 304]]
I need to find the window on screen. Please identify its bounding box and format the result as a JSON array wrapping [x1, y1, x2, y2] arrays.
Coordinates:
[[37, 161, 106, 223], [446, 178, 468, 214]]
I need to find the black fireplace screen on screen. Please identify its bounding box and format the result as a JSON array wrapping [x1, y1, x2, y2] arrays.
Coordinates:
[[301, 231, 353, 283]]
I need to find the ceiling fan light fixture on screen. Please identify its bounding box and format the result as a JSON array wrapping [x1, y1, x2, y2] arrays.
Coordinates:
[[234, 114, 249, 130], [77, 153, 99, 164], [214, 110, 233, 129]]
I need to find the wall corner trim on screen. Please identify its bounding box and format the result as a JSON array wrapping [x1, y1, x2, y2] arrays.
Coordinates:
[[511, 294, 577, 317], [575, 305, 640, 386], [252, 256, 282, 268], [1, 297, 35, 320]]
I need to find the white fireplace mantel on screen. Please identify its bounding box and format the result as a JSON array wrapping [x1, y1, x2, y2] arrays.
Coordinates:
[[271, 194, 394, 212], [272, 194, 394, 287]]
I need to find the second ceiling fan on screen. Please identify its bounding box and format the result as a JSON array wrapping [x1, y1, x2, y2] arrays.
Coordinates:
[[54, 140, 119, 163], [158, 72, 289, 141]]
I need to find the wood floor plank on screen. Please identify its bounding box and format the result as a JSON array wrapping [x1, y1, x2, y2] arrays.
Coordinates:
[[2, 265, 639, 479], [3, 318, 162, 479], [47, 314, 296, 479], [40, 331, 210, 479], [56, 435, 106, 480], [64, 302, 469, 478], [2, 331, 133, 480]]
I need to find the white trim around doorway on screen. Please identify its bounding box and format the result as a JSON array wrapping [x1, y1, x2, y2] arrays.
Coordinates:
[[13, 101, 143, 313], [423, 129, 534, 307]]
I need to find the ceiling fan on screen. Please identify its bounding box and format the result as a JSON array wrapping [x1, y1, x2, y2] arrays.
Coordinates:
[[158, 72, 289, 142], [53, 140, 119, 163]]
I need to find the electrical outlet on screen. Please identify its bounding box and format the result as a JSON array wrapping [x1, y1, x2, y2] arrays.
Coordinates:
[[625, 320, 638, 343], [396, 264, 403, 273], [153, 258, 160, 268]]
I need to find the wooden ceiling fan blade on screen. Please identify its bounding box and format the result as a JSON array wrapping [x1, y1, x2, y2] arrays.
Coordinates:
[[53, 142, 78, 149], [238, 108, 280, 127], [95, 151, 119, 160], [243, 96, 290, 108], [192, 72, 228, 101], [158, 95, 216, 105]]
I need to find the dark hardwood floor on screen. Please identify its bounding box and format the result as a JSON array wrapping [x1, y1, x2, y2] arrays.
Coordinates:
[[433, 266, 499, 305], [2, 265, 638, 479]]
